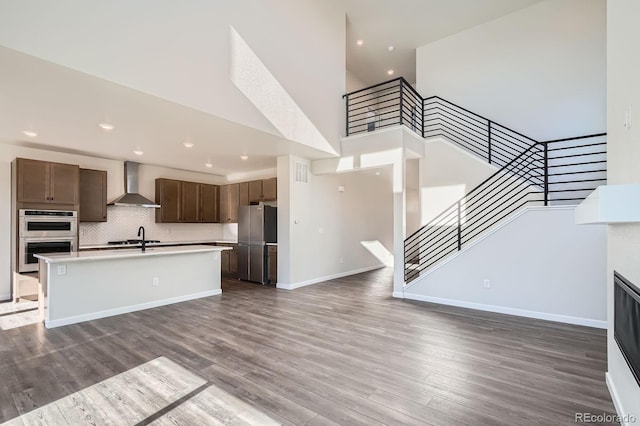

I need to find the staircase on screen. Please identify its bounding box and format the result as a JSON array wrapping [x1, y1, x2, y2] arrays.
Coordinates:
[[343, 78, 607, 285]]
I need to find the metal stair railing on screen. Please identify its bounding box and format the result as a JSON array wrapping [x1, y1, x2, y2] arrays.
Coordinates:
[[404, 133, 606, 284]]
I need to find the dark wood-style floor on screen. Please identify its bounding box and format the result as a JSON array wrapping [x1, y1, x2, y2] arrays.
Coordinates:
[[0, 268, 617, 425]]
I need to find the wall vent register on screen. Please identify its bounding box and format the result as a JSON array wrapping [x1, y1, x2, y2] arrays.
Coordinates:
[[295, 161, 309, 184]]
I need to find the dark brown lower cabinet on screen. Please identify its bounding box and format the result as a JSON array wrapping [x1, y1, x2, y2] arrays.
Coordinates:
[[268, 245, 277, 283], [220, 244, 238, 277]]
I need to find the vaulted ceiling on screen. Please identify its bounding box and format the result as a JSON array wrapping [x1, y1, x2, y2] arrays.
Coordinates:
[[0, 0, 542, 177]]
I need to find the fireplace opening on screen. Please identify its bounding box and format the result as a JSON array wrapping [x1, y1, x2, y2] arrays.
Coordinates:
[[614, 271, 640, 387]]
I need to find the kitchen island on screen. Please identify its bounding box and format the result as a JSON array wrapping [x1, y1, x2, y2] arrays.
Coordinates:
[[36, 245, 230, 329]]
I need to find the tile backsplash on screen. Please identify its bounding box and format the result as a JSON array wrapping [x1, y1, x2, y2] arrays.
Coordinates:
[[79, 206, 238, 245]]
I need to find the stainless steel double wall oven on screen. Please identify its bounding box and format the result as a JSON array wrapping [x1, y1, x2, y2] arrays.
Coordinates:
[[18, 209, 77, 273]]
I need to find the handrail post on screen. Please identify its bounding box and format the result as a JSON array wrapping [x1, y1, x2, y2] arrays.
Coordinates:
[[543, 143, 549, 206], [488, 121, 492, 164], [421, 98, 425, 138], [457, 201, 462, 251], [399, 80, 404, 127], [345, 93, 350, 137]]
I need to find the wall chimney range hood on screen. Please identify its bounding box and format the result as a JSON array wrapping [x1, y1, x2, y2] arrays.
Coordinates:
[[108, 161, 161, 208]]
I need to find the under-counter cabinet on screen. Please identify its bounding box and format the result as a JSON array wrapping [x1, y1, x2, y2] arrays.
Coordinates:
[[79, 168, 107, 222], [15, 158, 79, 205], [219, 243, 238, 276], [268, 245, 277, 284]]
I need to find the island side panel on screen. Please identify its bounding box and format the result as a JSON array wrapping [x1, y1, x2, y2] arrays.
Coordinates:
[[46, 250, 221, 328]]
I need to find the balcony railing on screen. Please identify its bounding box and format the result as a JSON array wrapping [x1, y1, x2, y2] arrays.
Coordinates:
[[344, 77, 538, 167]]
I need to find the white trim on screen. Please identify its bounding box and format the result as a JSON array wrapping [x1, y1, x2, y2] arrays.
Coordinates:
[[606, 373, 632, 426], [276, 265, 384, 290], [341, 124, 404, 142], [404, 205, 578, 290], [401, 292, 607, 329], [392, 291, 404, 299], [45, 289, 222, 329]]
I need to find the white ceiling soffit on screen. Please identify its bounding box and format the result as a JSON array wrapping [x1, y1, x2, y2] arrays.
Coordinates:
[[344, 0, 544, 86]]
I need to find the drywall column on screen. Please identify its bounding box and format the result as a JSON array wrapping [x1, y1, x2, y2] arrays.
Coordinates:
[[392, 150, 406, 294], [276, 156, 291, 286], [0, 159, 10, 300], [606, 0, 640, 421]]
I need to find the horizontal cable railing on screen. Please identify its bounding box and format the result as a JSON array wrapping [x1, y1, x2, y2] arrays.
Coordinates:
[[344, 77, 537, 167], [404, 133, 606, 284]]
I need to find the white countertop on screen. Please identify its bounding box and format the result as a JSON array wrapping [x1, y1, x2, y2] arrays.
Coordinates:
[[79, 240, 238, 250], [36, 245, 231, 264]]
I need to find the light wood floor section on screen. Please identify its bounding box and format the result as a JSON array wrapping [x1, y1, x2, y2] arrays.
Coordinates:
[[0, 268, 617, 425]]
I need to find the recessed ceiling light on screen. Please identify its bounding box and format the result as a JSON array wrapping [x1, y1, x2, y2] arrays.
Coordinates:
[[133, 149, 144, 156], [387, 69, 395, 76], [240, 155, 249, 160], [387, 46, 395, 52], [98, 123, 114, 131], [205, 162, 213, 168], [356, 39, 364, 46], [375, 171, 381, 176], [22, 130, 38, 137], [183, 141, 194, 148]]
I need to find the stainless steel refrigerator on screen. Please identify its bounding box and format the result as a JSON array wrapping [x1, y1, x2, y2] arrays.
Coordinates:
[[237, 205, 277, 284]]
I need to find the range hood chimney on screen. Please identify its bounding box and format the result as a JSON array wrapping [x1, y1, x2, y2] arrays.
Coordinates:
[[107, 161, 160, 208]]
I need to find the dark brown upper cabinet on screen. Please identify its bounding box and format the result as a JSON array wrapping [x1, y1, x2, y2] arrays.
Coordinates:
[[248, 178, 277, 203], [219, 183, 239, 223], [200, 184, 220, 223], [15, 158, 79, 205], [79, 168, 107, 222], [155, 178, 220, 223]]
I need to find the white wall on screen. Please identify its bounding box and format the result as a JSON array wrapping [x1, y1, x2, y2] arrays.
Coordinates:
[[0, 144, 231, 300], [0, 0, 345, 152], [403, 207, 607, 328], [420, 138, 497, 225], [416, 0, 606, 141], [278, 156, 393, 289], [346, 70, 367, 93], [606, 0, 640, 421]]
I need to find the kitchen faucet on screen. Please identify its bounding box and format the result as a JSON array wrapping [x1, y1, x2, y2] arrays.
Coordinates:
[[137, 226, 146, 252]]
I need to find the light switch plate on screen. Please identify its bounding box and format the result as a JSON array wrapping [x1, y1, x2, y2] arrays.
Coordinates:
[[57, 265, 67, 275]]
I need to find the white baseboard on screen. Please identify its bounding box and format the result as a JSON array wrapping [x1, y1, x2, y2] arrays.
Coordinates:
[[400, 292, 607, 329], [277, 265, 384, 290], [45, 289, 222, 329], [606, 373, 639, 426], [606, 373, 626, 425]]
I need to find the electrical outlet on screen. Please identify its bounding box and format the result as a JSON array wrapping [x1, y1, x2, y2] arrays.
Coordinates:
[[57, 265, 66, 275], [483, 279, 490, 289], [152, 277, 160, 286]]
